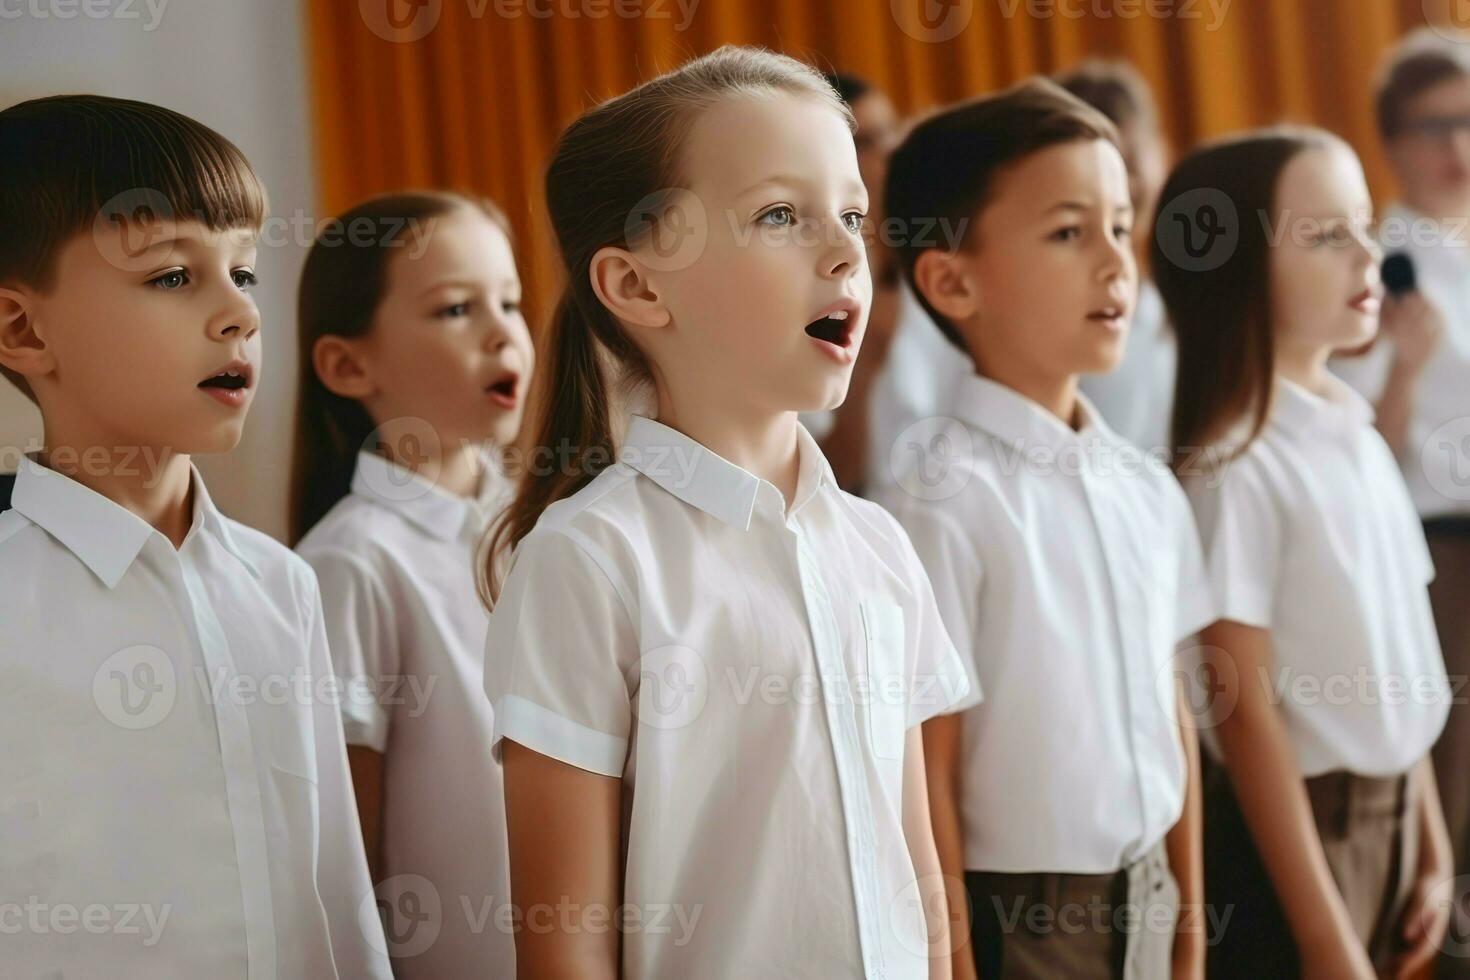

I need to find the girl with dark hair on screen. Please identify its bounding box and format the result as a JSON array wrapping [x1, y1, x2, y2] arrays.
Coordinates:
[[291, 190, 533, 978], [1157, 128, 1454, 979]]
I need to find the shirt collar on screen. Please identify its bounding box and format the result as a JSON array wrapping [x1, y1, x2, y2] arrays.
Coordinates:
[[350, 450, 506, 541], [1271, 374, 1375, 436], [950, 371, 1115, 450], [620, 415, 836, 530], [11, 454, 260, 589]]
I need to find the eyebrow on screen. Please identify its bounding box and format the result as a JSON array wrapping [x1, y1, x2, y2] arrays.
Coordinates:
[[737, 174, 868, 201], [1043, 199, 1134, 216], [127, 232, 257, 262], [417, 278, 520, 297]]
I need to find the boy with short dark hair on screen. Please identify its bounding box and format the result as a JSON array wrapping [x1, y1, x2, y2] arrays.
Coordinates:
[[883, 79, 1214, 980], [0, 94, 390, 978]]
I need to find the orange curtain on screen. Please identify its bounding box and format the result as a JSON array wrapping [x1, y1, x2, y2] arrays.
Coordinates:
[[306, 0, 1441, 317]]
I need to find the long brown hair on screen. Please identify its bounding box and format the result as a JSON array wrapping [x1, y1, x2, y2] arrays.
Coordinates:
[[479, 45, 852, 607], [1152, 126, 1333, 470], [289, 190, 510, 545]]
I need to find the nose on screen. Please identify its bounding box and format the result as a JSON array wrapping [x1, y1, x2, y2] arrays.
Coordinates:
[[1096, 225, 1133, 283], [480, 305, 521, 355], [819, 215, 864, 280], [1449, 129, 1470, 172], [1353, 230, 1382, 278], [207, 285, 260, 343]]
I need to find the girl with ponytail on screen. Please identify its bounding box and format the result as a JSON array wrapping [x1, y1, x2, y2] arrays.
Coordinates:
[[481, 45, 970, 978]]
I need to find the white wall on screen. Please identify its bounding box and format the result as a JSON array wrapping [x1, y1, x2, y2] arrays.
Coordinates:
[[0, 0, 315, 541]]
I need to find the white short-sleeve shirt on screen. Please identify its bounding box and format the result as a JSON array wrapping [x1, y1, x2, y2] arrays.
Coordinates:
[[0, 455, 390, 979], [296, 451, 514, 978], [1183, 376, 1450, 777], [884, 372, 1216, 875], [484, 416, 970, 979], [1332, 202, 1470, 518]]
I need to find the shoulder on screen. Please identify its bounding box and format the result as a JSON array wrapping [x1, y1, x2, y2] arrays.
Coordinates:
[[296, 495, 387, 552], [501, 466, 646, 598], [218, 515, 323, 610], [294, 496, 407, 578], [0, 509, 31, 552]]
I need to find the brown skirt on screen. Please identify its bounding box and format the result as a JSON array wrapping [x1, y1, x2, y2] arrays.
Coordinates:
[[1201, 755, 1418, 977]]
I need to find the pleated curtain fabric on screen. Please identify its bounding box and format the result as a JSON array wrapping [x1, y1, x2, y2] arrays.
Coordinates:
[[305, 0, 1438, 320]]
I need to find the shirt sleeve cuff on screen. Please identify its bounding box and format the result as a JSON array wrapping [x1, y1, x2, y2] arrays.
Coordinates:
[[491, 694, 628, 778], [1215, 580, 1273, 630], [341, 705, 389, 754], [908, 649, 978, 727], [1177, 585, 1221, 642]]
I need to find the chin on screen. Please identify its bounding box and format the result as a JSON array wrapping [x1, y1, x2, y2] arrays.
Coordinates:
[[1337, 317, 1379, 350], [182, 426, 246, 456], [1078, 339, 1126, 375], [488, 415, 521, 448], [805, 376, 852, 414]]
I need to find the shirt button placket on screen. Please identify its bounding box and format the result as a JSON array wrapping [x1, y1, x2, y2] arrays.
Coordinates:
[[791, 521, 886, 979]]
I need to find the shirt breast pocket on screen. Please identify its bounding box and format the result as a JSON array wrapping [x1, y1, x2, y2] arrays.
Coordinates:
[[861, 598, 908, 762]]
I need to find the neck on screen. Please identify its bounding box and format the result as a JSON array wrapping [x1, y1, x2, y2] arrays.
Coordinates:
[[1274, 341, 1333, 395], [971, 349, 1081, 429], [37, 437, 195, 549], [376, 429, 486, 500], [654, 388, 802, 512]]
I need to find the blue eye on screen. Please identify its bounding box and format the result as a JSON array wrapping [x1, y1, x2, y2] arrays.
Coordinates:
[[150, 269, 188, 290], [758, 206, 795, 227]]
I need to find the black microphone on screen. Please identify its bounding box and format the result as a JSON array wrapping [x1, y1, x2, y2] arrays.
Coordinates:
[[1382, 252, 1417, 297]]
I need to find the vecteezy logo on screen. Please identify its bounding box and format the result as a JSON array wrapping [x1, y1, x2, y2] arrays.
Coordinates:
[[1154, 187, 1239, 273], [633, 645, 708, 731], [361, 874, 442, 958], [1425, 416, 1470, 502], [892, 0, 974, 42], [91, 188, 176, 274], [93, 645, 177, 730], [1425, 0, 1470, 42], [1158, 643, 1239, 732], [360, 0, 442, 43], [890, 417, 973, 501], [358, 418, 443, 503], [624, 189, 708, 273]]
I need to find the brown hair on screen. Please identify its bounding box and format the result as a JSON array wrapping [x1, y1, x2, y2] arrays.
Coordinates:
[[289, 190, 511, 546], [479, 45, 851, 606], [1152, 126, 1334, 466], [0, 94, 266, 403], [884, 78, 1121, 351], [1054, 58, 1158, 133], [1375, 28, 1470, 142]]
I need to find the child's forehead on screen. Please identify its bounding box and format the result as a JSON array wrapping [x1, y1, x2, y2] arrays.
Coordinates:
[[681, 93, 860, 197], [1276, 144, 1370, 214], [76, 214, 259, 278], [382, 212, 519, 294], [987, 140, 1131, 213]]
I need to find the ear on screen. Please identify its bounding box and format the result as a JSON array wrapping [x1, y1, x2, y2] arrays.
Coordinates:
[[0, 284, 56, 382], [589, 246, 670, 331], [913, 249, 980, 323], [311, 334, 377, 401]]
